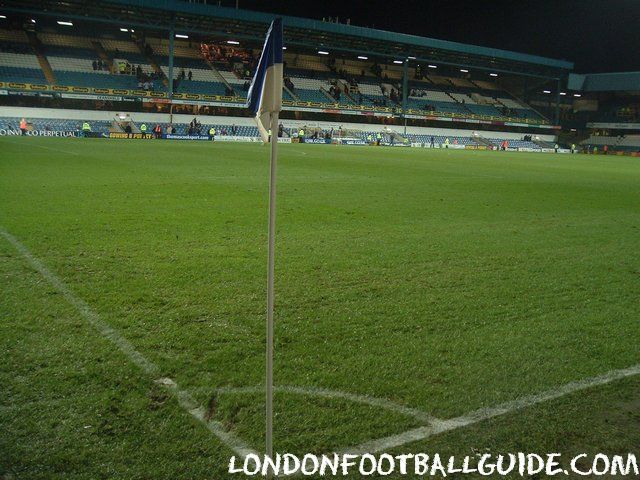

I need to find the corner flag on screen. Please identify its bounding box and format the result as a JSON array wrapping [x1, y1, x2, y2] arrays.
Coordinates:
[[247, 18, 283, 143], [247, 18, 283, 474]]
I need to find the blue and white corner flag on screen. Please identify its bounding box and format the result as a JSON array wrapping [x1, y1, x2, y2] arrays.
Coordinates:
[[247, 18, 283, 143]]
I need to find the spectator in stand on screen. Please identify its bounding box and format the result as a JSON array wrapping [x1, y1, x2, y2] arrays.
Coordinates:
[[92, 60, 97, 71], [188, 70, 193, 81]]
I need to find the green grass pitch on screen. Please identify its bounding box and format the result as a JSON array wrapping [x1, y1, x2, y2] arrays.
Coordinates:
[[1, 137, 639, 479]]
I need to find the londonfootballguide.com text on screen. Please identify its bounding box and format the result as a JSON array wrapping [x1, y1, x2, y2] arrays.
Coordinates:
[[228, 452, 639, 477]]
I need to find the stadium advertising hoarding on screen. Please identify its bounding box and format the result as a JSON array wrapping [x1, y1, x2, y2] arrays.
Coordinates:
[[587, 122, 640, 130], [216, 136, 291, 143], [61, 93, 140, 102], [337, 138, 368, 145], [0, 129, 76, 137], [164, 134, 212, 141], [215, 136, 262, 142], [161, 135, 292, 143], [109, 133, 153, 139]]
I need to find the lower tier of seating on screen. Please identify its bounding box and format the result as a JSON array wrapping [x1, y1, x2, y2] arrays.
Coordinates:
[[1, 117, 113, 134]]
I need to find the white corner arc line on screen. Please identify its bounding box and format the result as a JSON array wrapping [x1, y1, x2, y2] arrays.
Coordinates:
[[344, 363, 640, 455], [210, 385, 435, 424], [0, 227, 256, 460]]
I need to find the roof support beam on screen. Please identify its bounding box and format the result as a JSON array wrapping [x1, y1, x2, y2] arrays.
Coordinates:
[[168, 16, 174, 98]]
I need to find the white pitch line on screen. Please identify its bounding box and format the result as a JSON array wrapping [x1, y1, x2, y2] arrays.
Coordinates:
[[345, 363, 640, 455], [0, 226, 256, 460], [210, 385, 435, 424]]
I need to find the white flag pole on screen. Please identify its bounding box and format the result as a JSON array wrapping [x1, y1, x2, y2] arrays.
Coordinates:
[[266, 107, 279, 473]]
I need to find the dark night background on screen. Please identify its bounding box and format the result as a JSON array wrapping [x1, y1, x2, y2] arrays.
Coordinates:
[[218, 0, 639, 74]]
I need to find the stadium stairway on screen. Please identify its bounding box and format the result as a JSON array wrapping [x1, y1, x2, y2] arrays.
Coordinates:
[[448, 92, 474, 115], [202, 58, 236, 94], [320, 86, 338, 103], [283, 83, 300, 102], [474, 136, 496, 148], [533, 138, 556, 149], [341, 88, 357, 105], [91, 40, 115, 73], [132, 34, 168, 88], [26, 31, 56, 84], [501, 85, 549, 122], [388, 130, 409, 144]]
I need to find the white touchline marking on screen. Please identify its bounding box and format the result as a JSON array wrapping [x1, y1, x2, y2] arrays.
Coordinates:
[[343, 363, 640, 455], [0, 226, 256, 460]]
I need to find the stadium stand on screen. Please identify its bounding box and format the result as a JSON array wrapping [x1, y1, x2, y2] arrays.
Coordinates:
[[0, 25, 549, 124], [0, 0, 590, 155]]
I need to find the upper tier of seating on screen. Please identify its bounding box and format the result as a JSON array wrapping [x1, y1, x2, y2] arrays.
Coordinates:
[[0, 28, 548, 123]]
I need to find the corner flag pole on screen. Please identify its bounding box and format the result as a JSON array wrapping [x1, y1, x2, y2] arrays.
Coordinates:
[[265, 19, 282, 473], [245, 18, 282, 472], [266, 109, 278, 469]]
